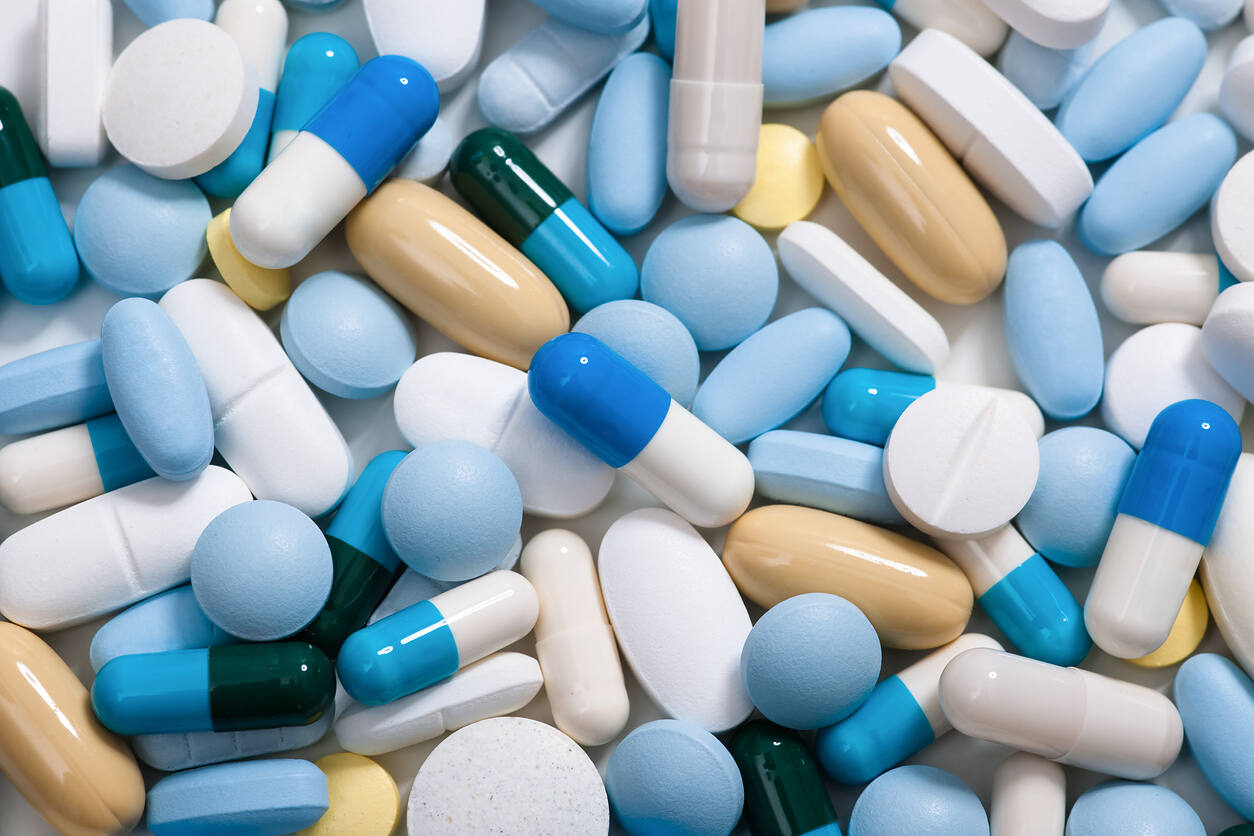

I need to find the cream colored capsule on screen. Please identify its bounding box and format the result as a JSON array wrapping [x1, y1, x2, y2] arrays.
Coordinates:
[[519, 529, 630, 746], [722, 504, 974, 649]]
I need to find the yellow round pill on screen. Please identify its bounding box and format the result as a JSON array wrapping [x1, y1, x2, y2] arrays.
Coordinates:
[[296, 752, 400, 836], [206, 207, 292, 310], [1130, 579, 1209, 668], [732, 124, 825, 231]]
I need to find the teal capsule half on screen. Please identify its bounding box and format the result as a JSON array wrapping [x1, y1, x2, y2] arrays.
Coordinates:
[[195, 89, 276, 198], [822, 367, 935, 446], [450, 127, 639, 314], [269, 33, 360, 162], [87, 413, 156, 491], [730, 720, 843, 836]]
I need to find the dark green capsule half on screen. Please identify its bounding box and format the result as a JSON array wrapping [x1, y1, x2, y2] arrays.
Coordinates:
[[729, 720, 842, 836], [208, 641, 336, 731], [1221, 827, 1254, 836], [0, 87, 46, 188], [299, 535, 402, 659]]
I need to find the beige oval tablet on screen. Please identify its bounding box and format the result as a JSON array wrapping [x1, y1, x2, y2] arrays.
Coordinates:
[[345, 180, 569, 370], [722, 504, 974, 649], [816, 90, 1007, 305]]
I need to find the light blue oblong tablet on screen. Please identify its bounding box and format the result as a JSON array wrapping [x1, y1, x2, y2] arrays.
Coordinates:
[[1079, 114, 1236, 256], [527, 0, 647, 33], [1055, 17, 1206, 162], [146, 759, 329, 836], [748, 430, 904, 526], [1065, 781, 1204, 836], [132, 709, 335, 772], [997, 31, 1094, 110], [1003, 240, 1103, 421], [587, 53, 670, 237], [573, 299, 699, 407], [763, 6, 900, 107], [0, 340, 112, 435], [693, 308, 851, 444], [122, 0, 214, 26], [1175, 654, 1254, 819], [89, 586, 232, 672]]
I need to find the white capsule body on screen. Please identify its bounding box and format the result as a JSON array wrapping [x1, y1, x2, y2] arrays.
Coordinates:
[[990, 752, 1065, 836], [215, 0, 286, 93], [890, 0, 1008, 56], [935, 524, 1028, 596], [898, 633, 1005, 739], [1101, 251, 1225, 326], [0, 423, 104, 514]]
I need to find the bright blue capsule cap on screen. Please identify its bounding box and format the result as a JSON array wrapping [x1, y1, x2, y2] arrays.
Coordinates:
[[1218, 256, 1240, 293], [1118, 399, 1242, 545], [273, 33, 360, 134], [979, 553, 1091, 668], [528, 332, 672, 468], [326, 450, 407, 572], [304, 55, 439, 193], [814, 675, 934, 785], [87, 413, 155, 492], [337, 599, 459, 705], [821, 368, 935, 447]]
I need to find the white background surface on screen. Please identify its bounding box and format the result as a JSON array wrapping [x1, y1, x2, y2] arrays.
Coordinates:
[[0, 0, 1252, 833]]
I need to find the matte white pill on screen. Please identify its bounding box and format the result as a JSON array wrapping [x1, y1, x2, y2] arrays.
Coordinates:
[[1222, 36, 1254, 142], [1202, 453, 1254, 680], [394, 116, 455, 185], [1203, 282, 1254, 403], [1214, 151, 1254, 283], [980, 0, 1108, 49], [885, 0, 1008, 57], [38, 0, 111, 167], [1101, 251, 1229, 326], [363, 0, 484, 93]]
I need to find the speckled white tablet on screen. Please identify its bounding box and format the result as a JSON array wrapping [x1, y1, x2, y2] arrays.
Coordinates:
[[980, 0, 1108, 49], [884, 386, 1040, 539], [1102, 322, 1245, 450], [407, 717, 609, 835], [889, 28, 1092, 229], [1215, 154, 1254, 285], [363, 0, 484, 93], [39, 0, 111, 167], [598, 508, 754, 733], [104, 18, 257, 179]]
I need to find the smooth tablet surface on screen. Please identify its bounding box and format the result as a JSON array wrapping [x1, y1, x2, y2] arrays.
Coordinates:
[[297, 753, 399, 836], [1203, 282, 1254, 403], [407, 717, 608, 835], [604, 720, 744, 836], [0, 340, 111, 436], [761, 6, 900, 107], [206, 208, 291, 310], [1222, 37, 1254, 142], [104, 18, 258, 179], [528, 0, 646, 33], [980, 0, 1108, 49], [363, 0, 484, 92], [147, 759, 329, 836], [395, 115, 455, 185], [732, 124, 825, 231], [1214, 151, 1254, 283], [1065, 781, 1204, 836], [191, 500, 333, 641], [122, 0, 214, 27], [640, 214, 779, 351], [38, 0, 111, 167], [883, 386, 1040, 539], [73, 164, 210, 298], [849, 765, 989, 836], [132, 711, 335, 773], [1164, 0, 1242, 28], [1132, 579, 1208, 668], [573, 300, 699, 407], [89, 586, 229, 672], [997, 31, 1094, 110], [1175, 654, 1254, 819]]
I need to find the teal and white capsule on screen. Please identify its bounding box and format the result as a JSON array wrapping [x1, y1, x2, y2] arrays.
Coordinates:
[[268, 32, 359, 163]]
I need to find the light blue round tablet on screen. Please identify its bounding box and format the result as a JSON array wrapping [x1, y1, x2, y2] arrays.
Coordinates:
[[1175, 654, 1254, 819], [146, 758, 329, 836], [1016, 427, 1134, 568], [762, 6, 900, 107], [997, 31, 1094, 111], [641, 214, 779, 351], [89, 586, 232, 673], [280, 271, 416, 400], [1065, 781, 1204, 836], [605, 719, 744, 836], [741, 593, 880, 730], [381, 441, 522, 583], [850, 765, 988, 836], [122, 0, 214, 27], [574, 299, 699, 407], [73, 164, 210, 298], [191, 500, 333, 642]]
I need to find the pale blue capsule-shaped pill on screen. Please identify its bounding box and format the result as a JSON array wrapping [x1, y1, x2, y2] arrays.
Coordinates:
[[649, 0, 677, 60], [1065, 781, 1204, 836], [132, 709, 335, 772], [748, 430, 904, 526], [997, 31, 1094, 110], [762, 6, 900, 107], [694, 308, 850, 444], [146, 759, 329, 835], [122, 0, 214, 27], [0, 339, 112, 435], [573, 299, 699, 407], [90, 585, 232, 672], [587, 53, 670, 237], [527, 0, 647, 33], [1004, 240, 1103, 421], [1161, 0, 1242, 30], [849, 765, 988, 836], [1080, 114, 1236, 256], [1055, 17, 1206, 162], [1175, 654, 1254, 818], [101, 298, 214, 482]]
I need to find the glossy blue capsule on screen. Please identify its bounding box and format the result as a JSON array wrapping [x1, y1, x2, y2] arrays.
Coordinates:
[[816, 674, 937, 785], [821, 368, 935, 446], [269, 33, 360, 162]]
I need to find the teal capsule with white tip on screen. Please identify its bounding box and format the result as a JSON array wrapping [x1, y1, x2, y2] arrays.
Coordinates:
[[269, 33, 359, 163]]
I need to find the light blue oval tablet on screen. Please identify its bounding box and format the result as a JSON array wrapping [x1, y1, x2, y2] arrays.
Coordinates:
[[997, 31, 1094, 110], [693, 308, 850, 444], [122, 0, 214, 26], [191, 500, 334, 642], [284, 0, 346, 9], [763, 6, 900, 107], [1161, 0, 1242, 30], [574, 299, 699, 406], [381, 441, 522, 583], [741, 593, 880, 730], [280, 271, 416, 400], [1175, 654, 1254, 819], [72, 164, 210, 298], [89, 586, 232, 672], [605, 719, 744, 836], [0, 339, 112, 435], [133, 709, 335, 772], [528, 0, 647, 33], [101, 298, 213, 481], [1079, 113, 1236, 256], [587, 53, 670, 237], [1065, 781, 1204, 836], [1055, 17, 1206, 162], [146, 758, 329, 836], [748, 429, 904, 525], [641, 214, 779, 351], [1004, 240, 1103, 421], [850, 765, 989, 836], [649, 0, 677, 59], [1016, 427, 1135, 567]]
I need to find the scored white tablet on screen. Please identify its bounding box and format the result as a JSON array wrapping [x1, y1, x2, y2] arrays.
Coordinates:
[[39, 0, 111, 167], [980, 0, 1109, 50]]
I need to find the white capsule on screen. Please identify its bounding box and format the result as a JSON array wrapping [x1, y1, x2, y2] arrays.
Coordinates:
[[0, 422, 106, 515], [886, 0, 1008, 56], [990, 752, 1065, 836], [1101, 251, 1230, 326], [214, 0, 286, 92]]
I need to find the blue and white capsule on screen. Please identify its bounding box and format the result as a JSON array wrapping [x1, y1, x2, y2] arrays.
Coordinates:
[[268, 32, 359, 163], [529, 333, 754, 528], [1086, 399, 1242, 659]]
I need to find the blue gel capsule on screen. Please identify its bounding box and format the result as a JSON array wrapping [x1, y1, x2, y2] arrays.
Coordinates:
[[0, 340, 113, 435], [269, 33, 360, 164]]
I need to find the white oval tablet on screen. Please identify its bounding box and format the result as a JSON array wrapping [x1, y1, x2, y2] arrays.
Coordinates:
[[39, 0, 111, 167], [1221, 36, 1254, 143], [1203, 282, 1254, 403], [335, 653, 543, 756], [1214, 151, 1254, 283], [888, 28, 1092, 229], [598, 508, 754, 733], [980, 0, 1108, 49], [407, 717, 608, 835], [363, 0, 484, 93], [1202, 453, 1254, 680], [1102, 322, 1245, 450], [884, 386, 1040, 539], [1101, 251, 1225, 326], [104, 18, 258, 179]]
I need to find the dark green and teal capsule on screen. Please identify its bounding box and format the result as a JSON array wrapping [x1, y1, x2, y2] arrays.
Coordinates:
[[450, 127, 638, 314], [730, 720, 843, 836], [0, 87, 79, 305], [90, 642, 335, 736], [1221, 827, 1254, 836]]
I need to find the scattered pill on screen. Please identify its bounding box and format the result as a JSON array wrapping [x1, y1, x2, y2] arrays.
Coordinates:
[[1176, 653, 1254, 820], [1065, 781, 1205, 836], [573, 300, 699, 407], [89, 585, 230, 672], [990, 752, 1064, 836], [146, 759, 329, 836], [121, 0, 213, 26], [729, 720, 843, 836], [1101, 251, 1236, 326], [997, 31, 1095, 110], [38, 0, 110, 167], [849, 765, 989, 836], [527, 0, 647, 33], [132, 711, 336, 773], [393, 115, 455, 185], [1203, 453, 1254, 681], [1214, 151, 1254, 282], [0, 339, 111, 436], [869, 0, 1007, 57], [1132, 579, 1209, 668], [1222, 36, 1254, 142], [981, 0, 1108, 49], [205, 208, 292, 310], [732, 124, 825, 230], [1203, 281, 1254, 403], [364, 0, 485, 93], [296, 753, 399, 836], [269, 33, 359, 163], [1163, 0, 1243, 29], [761, 6, 900, 107]]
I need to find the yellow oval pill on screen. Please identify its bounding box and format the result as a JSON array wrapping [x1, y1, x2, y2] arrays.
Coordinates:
[[207, 207, 292, 310], [1131, 579, 1209, 669], [296, 752, 400, 836], [733, 124, 825, 231]]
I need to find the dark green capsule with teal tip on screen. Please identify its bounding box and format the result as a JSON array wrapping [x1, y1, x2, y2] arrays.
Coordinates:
[[300, 450, 408, 658], [1221, 827, 1254, 836], [450, 127, 638, 314], [730, 720, 843, 836], [0, 87, 79, 305], [90, 642, 335, 736]]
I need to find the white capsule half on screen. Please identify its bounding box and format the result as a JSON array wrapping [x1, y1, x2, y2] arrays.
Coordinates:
[[888, 0, 1008, 56], [1101, 251, 1229, 326], [990, 751, 1065, 836]]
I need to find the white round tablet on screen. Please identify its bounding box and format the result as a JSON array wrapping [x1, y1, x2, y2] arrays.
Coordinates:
[[883, 385, 1040, 539], [1221, 37, 1254, 143], [1213, 150, 1254, 283], [103, 18, 258, 179], [1203, 282, 1254, 403], [1102, 322, 1245, 450], [407, 717, 609, 835]]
